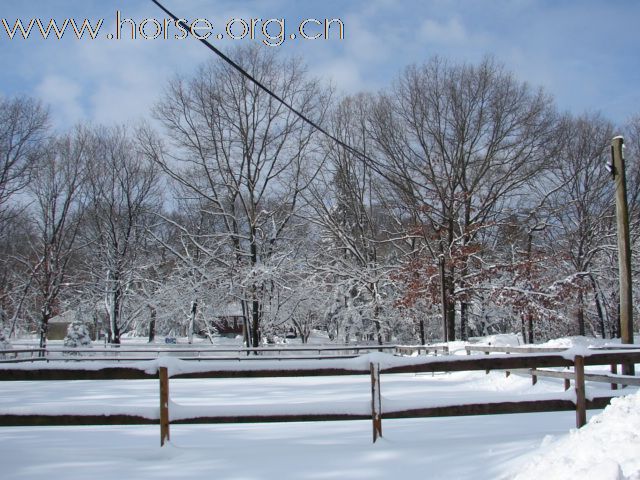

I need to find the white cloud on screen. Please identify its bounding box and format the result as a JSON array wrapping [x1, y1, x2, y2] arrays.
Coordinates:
[[3, 0, 640, 128], [310, 57, 365, 94], [419, 17, 468, 44], [35, 75, 85, 128]]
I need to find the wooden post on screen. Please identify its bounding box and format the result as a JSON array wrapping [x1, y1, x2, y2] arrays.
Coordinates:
[[159, 366, 170, 446], [505, 351, 510, 377], [564, 378, 570, 391], [611, 137, 635, 376], [574, 356, 587, 428], [370, 362, 382, 443], [531, 370, 537, 386], [611, 364, 618, 391], [485, 351, 490, 375]]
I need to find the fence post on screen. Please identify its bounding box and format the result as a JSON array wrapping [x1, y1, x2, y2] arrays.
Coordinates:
[[531, 369, 537, 386], [611, 364, 618, 390], [574, 355, 587, 428], [159, 366, 170, 446], [485, 351, 490, 374], [370, 362, 382, 443], [504, 351, 510, 378]]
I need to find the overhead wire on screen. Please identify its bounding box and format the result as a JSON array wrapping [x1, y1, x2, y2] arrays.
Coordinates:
[[149, 0, 374, 164]]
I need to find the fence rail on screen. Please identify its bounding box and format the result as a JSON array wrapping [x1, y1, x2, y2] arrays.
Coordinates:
[[465, 344, 640, 355], [465, 345, 567, 354], [0, 344, 400, 362], [395, 345, 449, 356]]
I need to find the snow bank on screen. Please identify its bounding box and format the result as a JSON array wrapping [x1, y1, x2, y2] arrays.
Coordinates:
[[470, 333, 521, 347], [539, 336, 608, 349], [513, 391, 640, 480]]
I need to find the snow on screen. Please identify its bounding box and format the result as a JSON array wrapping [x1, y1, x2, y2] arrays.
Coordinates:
[[539, 336, 606, 349], [1, 335, 639, 479], [0, 370, 614, 480], [468, 333, 521, 346], [514, 391, 640, 480], [0, 412, 593, 480]]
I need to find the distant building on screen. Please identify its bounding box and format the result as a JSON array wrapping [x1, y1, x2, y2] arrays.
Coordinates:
[[47, 310, 100, 340], [209, 303, 244, 337]]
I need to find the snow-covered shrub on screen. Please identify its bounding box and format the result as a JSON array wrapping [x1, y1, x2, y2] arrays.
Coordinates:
[[64, 321, 92, 350], [0, 330, 11, 358]]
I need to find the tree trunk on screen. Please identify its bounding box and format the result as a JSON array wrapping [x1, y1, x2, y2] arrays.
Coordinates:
[[373, 294, 383, 345], [111, 287, 121, 345], [527, 313, 534, 344], [419, 319, 426, 345], [374, 320, 383, 345], [439, 255, 448, 342], [107, 269, 122, 345], [38, 317, 49, 352], [249, 235, 261, 349], [576, 289, 586, 337], [188, 300, 197, 344], [251, 299, 260, 348], [240, 301, 250, 347], [460, 301, 468, 341], [148, 305, 156, 343], [38, 297, 54, 353], [589, 275, 606, 339], [446, 272, 456, 342]]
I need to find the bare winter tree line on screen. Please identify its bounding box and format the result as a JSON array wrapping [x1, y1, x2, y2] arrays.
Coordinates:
[[2, 46, 640, 347]]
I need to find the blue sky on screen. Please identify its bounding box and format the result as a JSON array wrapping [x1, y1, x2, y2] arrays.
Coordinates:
[[1, 0, 639, 130]]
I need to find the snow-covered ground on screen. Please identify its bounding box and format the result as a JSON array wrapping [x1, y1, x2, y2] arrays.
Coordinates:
[[514, 392, 640, 480], [1, 335, 639, 479], [0, 409, 603, 480]]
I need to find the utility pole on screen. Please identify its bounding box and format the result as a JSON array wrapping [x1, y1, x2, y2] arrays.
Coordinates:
[[610, 136, 635, 375]]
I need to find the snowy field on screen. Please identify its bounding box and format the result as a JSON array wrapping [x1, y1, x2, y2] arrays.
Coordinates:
[[1, 335, 639, 479], [0, 410, 602, 480], [0, 367, 638, 479]]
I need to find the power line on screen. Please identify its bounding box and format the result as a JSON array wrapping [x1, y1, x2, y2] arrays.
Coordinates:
[[149, 0, 371, 163]]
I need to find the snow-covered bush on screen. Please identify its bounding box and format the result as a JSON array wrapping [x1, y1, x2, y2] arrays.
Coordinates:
[[0, 329, 11, 358], [64, 321, 92, 350]]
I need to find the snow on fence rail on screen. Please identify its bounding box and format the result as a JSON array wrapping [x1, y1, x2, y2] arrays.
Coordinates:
[[394, 345, 449, 356], [1, 350, 639, 446], [465, 345, 568, 354], [465, 344, 640, 355], [468, 343, 640, 389], [0, 344, 401, 363]]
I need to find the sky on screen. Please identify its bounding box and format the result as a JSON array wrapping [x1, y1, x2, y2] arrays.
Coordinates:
[[1, 0, 639, 131]]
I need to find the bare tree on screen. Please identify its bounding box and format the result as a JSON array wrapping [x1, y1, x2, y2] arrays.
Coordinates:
[[368, 56, 557, 340], [0, 210, 34, 336], [146, 45, 329, 347], [545, 113, 615, 337], [305, 94, 396, 344], [83, 126, 161, 344], [0, 96, 48, 220], [22, 129, 89, 349]]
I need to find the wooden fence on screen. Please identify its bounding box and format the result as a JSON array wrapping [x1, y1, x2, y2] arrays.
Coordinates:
[[1, 349, 639, 445], [0, 344, 402, 363], [394, 345, 449, 356]]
